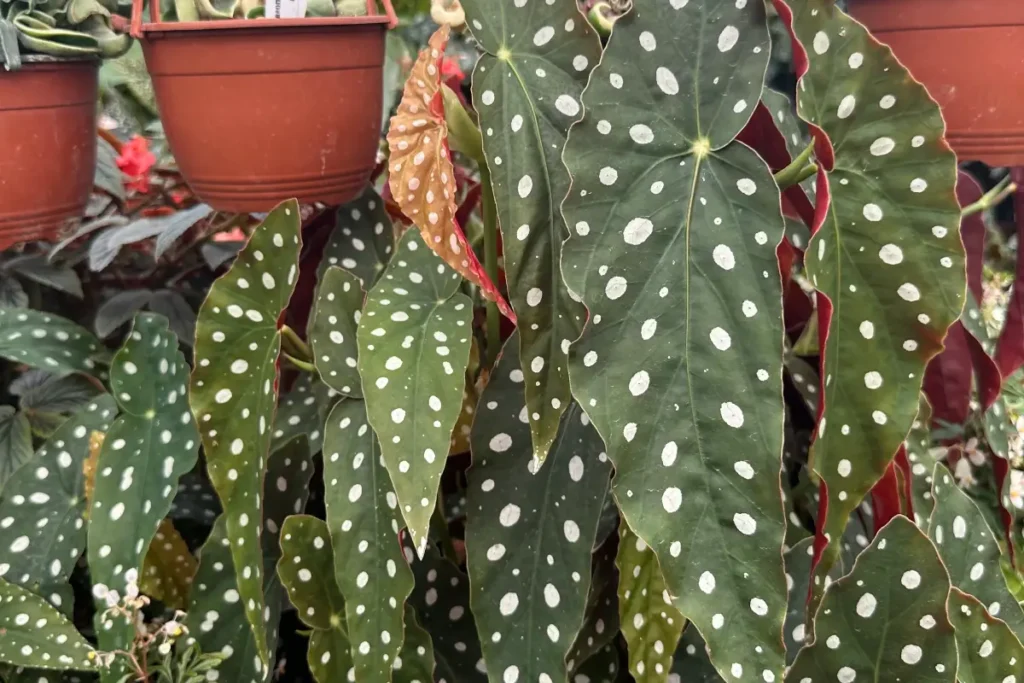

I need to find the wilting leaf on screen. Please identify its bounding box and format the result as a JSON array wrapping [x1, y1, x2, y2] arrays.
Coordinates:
[[0, 579, 95, 670], [87, 314, 198, 655], [317, 188, 395, 289], [787, 516, 956, 682], [95, 290, 153, 339], [0, 407, 32, 490], [560, 1, 788, 679], [358, 228, 472, 552], [88, 204, 213, 271], [0, 397, 116, 590], [0, 276, 28, 309], [617, 526, 683, 683], [0, 309, 104, 377], [310, 267, 363, 397], [928, 464, 1024, 638], [408, 546, 487, 683], [464, 0, 600, 462], [190, 199, 302, 665], [775, 0, 964, 590], [322, 399, 414, 681], [185, 437, 312, 683], [154, 204, 214, 260], [948, 588, 1024, 683], [466, 334, 610, 683], [386, 24, 513, 319], [140, 519, 197, 610]]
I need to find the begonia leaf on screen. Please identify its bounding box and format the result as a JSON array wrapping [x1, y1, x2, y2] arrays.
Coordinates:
[[948, 588, 1024, 683], [0, 579, 95, 671], [672, 627, 724, 683], [0, 407, 33, 491], [87, 313, 198, 656], [465, 334, 610, 683], [190, 199, 302, 665], [616, 526, 683, 683], [270, 374, 330, 455], [928, 464, 1024, 638], [317, 187, 395, 290], [773, 0, 964, 593], [357, 228, 472, 553], [0, 397, 116, 589], [906, 396, 938, 524], [463, 0, 600, 462], [310, 267, 363, 398], [568, 538, 619, 672], [140, 518, 197, 610], [0, 309, 105, 377], [560, 1, 788, 679], [787, 516, 956, 683], [575, 643, 622, 683], [322, 398, 414, 681], [386, 24, 513, 320], [408, 546, 487, 683], [185, 437, 312, 683]]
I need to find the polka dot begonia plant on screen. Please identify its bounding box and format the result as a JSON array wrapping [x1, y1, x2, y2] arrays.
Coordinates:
[[3, 0, 1024, 680]]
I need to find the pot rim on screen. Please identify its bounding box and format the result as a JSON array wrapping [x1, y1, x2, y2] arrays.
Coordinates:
[[137, 13, 390, 35]]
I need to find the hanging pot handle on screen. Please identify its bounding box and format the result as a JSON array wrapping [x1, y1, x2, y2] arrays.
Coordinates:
[[369, 0, 398, 29]]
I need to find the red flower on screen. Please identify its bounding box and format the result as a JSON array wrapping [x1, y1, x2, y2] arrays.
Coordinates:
[[115, 136, 156, 195], [213, 227, 247, 242], [441, 56, 465, 85]]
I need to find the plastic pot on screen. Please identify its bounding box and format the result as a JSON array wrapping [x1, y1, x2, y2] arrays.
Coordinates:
[[0, 58, 98, 251], [130, 0, 396, 213], [849, 0, 1024, 167]]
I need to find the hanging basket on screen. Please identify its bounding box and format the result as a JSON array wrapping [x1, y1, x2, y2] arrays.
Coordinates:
[[849, 0, 1024, 167], [130, 0, 397, 213], [0, 58, 99, 251]]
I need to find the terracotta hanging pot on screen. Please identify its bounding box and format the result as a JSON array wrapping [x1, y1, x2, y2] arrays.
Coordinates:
[[848, 0, 1024, 167], [0, 58, 99, 251], [130, 0, 396, 213]]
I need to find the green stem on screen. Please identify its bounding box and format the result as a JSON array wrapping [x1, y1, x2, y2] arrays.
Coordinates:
[[773, 140, 817, 191], [283, 353, 316, 373], [280, 324, 312, 362], [961, 175, 1016, 217], [480, 165, 502, 368]]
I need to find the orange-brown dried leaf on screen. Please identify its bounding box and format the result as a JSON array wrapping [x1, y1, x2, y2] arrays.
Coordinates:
[[82, 430, 104, 515], [387, 24, 514, 321], [141, 518, 197, 609]]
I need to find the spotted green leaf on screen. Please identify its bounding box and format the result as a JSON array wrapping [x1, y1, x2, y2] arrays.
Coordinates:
[[906, 396, 937, 524], [357, 228, 472, 553], [466, 334, 610, 683], [0, 309, 106, 378], [787, 516, 956, 683], [190, 199, 302, 665], [317, 187, 395, 290], [278, 514, 351, 683], [310, 267, 363, 397], [408, 546, 487, 683], [778, 0, 964, 588], [575, 644, 623, 683], [948, 588, 1024, 683], [393, 607, 436, 683], [185, 437, 313, 683], [568, 538, 619, 673], [0, 579, 95, 671], [463, 0, 600, 463], [322, 398, 414, 681], [617, 526, 683, 683], [672, 627, 724, 683], [0, 397, 116, 588], [0, 407, 32, 491], [560, 1, 788, 679], [270, 374, 331, 455], [927, 464, 1024, 638], [87, 313, 198, 657]]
